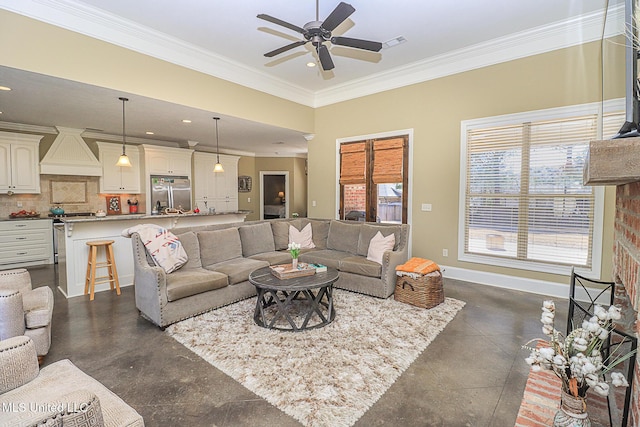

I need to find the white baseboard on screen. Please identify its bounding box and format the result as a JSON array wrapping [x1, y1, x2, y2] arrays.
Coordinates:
[[440, 265, 611, 305]]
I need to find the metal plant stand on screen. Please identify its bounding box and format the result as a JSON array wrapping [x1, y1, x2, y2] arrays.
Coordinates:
[[567, 268, 637, 427]]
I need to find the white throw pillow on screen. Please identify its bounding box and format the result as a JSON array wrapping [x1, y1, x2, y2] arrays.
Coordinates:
[[366, 231, 395, 265], [289, 223, 316, 249]]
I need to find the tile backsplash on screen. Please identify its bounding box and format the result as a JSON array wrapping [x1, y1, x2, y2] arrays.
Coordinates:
[[0, 175, 141, 218]]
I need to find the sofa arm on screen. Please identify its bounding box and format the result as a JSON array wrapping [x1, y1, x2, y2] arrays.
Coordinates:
[[381, 248, 409, 296], [0, 335, 39, 394], [0, 290, 26, 341], [55, 389, 105, 427], [131, 232, 168, 327], [22, 286, 54, 329]]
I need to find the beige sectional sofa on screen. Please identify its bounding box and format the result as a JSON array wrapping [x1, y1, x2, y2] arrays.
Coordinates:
[[130, 218, 409, 328]]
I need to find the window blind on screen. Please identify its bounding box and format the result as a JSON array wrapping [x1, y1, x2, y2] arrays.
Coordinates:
[[339, 142, 366, 185], [372, 138, 405, 184], [464, 112, 623, 268]]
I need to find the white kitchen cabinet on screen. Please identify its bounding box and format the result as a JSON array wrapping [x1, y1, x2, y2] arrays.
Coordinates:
[[97, 142, 141, 193], [192, 152, 238, 212], [0, 219, 53, 269], [0, 131, 42, 194], [141, 145, 192, 176]]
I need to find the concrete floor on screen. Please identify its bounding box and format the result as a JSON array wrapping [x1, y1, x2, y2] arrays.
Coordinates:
[[27, 264, 566, 427]]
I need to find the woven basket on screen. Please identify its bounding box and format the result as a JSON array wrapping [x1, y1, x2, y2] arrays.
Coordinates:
[[394, 270, 444, 309]]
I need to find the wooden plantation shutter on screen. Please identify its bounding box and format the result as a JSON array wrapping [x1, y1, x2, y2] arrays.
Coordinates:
[[372, 138, 405, 183], [339, 142, 366, 184]]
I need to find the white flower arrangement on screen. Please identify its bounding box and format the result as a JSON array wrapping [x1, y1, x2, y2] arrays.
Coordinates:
[[287, 242, 301, 259], [524, 300, 635, 398]]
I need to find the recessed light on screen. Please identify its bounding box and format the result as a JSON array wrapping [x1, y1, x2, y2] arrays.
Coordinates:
[[0, 86, 11, 91], [306, 62, 316, 68], [182, 119, 192, 123], [146, 131, 154, 135]]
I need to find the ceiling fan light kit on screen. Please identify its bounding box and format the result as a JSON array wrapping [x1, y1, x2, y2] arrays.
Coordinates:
[[258, 1, 382, 71]]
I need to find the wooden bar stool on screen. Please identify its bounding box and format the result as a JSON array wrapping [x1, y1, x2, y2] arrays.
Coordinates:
[[84, 240, 121, 301]]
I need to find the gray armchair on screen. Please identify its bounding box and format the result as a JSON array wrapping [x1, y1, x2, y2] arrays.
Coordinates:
[[0, 268, 54, 363], [0, 335, 144, 427]]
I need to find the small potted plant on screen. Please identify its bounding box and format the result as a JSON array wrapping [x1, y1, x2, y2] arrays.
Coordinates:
[[287, 242, 301, 269]]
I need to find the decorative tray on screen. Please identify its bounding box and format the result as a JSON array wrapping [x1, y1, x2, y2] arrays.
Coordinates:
[[270, 263, 316, 280], [9, 213, 40, 218]]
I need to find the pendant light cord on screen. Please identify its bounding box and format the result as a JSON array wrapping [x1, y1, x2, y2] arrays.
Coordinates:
[[119, 97, 129, 155], [214, 117, 220, 163]]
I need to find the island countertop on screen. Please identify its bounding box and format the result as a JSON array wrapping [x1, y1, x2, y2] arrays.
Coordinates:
[[55, 210, 250, 299], [58, 210, 252, 223]]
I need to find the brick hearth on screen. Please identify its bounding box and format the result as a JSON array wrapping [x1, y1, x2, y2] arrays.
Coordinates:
[[516, 368, 610, 427], [613, 181, 640, 425]]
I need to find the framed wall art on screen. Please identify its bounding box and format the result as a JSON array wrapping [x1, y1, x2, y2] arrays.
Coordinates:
[[106, 196, 121, 215], [238, 176, 252, 192]]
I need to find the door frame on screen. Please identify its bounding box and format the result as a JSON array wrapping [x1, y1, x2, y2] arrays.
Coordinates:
[[259, 171, 290, 220]]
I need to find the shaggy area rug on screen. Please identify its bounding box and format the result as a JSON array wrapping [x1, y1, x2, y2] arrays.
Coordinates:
[[166, 291, 465, 427]]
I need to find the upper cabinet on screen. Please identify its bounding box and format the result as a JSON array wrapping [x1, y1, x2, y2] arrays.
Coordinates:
[[0, 131, 42, 194], [192, 152, 239, 212], [141, 144, 192, 176], [97, 142, 141, 193]]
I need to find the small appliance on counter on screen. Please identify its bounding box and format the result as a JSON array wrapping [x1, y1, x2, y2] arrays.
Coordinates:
[[50, 206, 65, 215]]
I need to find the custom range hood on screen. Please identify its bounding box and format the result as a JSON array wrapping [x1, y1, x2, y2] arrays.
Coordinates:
[[40, 127, 102, 176]]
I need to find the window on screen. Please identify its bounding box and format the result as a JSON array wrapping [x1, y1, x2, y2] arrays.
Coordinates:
[[339, 136, 408, 224], [459, 104, 624, 275]]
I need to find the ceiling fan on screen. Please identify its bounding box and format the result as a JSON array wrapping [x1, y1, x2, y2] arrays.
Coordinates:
[[257, 1, 382, 71]]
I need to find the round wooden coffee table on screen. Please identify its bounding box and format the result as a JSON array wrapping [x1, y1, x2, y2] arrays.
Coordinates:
[[249, 266, 339, 332]]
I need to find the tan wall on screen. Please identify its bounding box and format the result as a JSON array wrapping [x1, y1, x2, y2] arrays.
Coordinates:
[[0, 9, 314, 134], [237, 156, 259, 221], [310, 39, 624, 283], [254, 157, 307, 218]]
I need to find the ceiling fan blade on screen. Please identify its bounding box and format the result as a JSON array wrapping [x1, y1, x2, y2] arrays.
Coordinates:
[[257, 14, 306, 34], [317, 44, 335, 71], [321, 2, 355, 32], [331, 36, 382, 52], [264, 40, 308, 57]]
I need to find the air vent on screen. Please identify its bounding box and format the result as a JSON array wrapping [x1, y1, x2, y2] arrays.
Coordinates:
[[382, 36, 407, 49]]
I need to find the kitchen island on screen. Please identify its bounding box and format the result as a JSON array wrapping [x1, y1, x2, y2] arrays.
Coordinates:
[[56, 211, 250, 298]]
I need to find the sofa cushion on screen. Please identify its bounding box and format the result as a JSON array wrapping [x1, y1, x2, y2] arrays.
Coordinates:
[[357, 223, 403, 256], [239, 222, 276, 257], [206, 258, 269, 285], [366, 231, 396, 265], [166, 268, 228, 301], [339, 256, 382, 278], [307, 220, 330, 249], [175, 231, 202, 269], [289, 223, 315, 248], [248, 251, 292, 265], [271, 219, 302, 250], [198, 228, 242, 265], [327, 221, 360, 254], [299, 249, 350, 270]]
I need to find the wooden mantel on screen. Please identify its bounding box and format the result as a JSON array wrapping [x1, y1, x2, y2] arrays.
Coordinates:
[[584, 137, 640, 186]]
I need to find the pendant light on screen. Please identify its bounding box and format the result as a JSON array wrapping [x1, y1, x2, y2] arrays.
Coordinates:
[[115, 97, 132, 167], [213, 117, 224, 173]]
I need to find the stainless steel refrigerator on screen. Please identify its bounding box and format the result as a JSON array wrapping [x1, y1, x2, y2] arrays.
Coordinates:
[[150, 176, 192, 212]]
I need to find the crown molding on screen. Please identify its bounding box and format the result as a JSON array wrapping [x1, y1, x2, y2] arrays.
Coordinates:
[[0, 1, 624, 108], [0, 121, 57, 134], [313, 4, 625, 107]]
